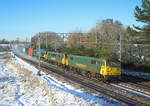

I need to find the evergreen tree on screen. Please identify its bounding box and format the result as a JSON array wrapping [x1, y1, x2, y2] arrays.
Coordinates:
[[134, 0, 150, 43]]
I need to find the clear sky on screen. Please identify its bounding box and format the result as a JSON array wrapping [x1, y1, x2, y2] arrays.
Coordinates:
[[0, 0, 141, 41]]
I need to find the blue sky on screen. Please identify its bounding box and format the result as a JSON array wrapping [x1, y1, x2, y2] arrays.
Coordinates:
[[0, 0, 141, 41]]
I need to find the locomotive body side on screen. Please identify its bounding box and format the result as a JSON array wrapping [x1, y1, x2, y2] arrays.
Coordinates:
[[46, 52, 63, 63], [66, 54, 121, 79], [67, 54, 101, 73]]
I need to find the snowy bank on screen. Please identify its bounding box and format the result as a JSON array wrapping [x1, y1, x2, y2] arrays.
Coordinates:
[[0, 53, 51, 106]]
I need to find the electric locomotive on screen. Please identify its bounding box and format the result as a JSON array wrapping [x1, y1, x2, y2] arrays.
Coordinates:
[[43, 51, 121, 80]]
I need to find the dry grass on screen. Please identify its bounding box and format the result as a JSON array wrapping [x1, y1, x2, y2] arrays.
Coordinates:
[[10, 59, 57, 102]]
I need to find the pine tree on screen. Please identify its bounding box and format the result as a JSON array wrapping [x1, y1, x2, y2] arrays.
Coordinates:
[[134, 0, 150, 43]]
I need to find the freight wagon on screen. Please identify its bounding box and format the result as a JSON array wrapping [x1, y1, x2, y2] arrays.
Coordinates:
[[22, 47, 29, 54]]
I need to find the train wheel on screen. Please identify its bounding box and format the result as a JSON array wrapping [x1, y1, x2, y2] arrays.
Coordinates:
[[86, 72, 91, 79], [95, 73, 99, 80], [97, 74, 103, 81], [80, 70, 85, 77], [66, 66, 70, 72], [103, 76, 109, 83], [91, 72, 95, 79], [76, 68, 81, 75], [64, 68, 67, 72]]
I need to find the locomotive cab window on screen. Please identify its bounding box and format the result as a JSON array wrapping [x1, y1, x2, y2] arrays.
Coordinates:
[[111, 62, 120, 67], [107, 61, 120, 67], [91, 60, 96, 64], [106, 61, 111, 66]]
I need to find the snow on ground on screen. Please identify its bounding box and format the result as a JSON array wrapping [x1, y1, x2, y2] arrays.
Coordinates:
[[10, 51, 125, 106], [0, 53, 51, 106]]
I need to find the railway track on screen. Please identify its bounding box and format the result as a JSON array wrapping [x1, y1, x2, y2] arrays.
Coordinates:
[[87, 76, 150, 105], [14, 53, 150, 105], [108, 83, 150, 103], [111, 83, 150, 98], [117, 75, 150, 93]]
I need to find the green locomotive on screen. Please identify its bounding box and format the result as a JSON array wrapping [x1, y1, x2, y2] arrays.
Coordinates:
[[44, 51, 121, 80]]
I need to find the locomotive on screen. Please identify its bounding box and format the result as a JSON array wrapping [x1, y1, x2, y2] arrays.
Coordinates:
[[43, 51, 121, 80], [23, 47, 121, 80]]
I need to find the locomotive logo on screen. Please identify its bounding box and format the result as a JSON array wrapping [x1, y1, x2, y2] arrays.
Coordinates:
[[76, 63, 87, 68]]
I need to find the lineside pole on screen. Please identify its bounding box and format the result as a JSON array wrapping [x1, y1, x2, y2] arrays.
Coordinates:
[[120, 34, 122, 68], [46, 32, 48, 48], [38, 32, 41, 76], [63, 33, 65, 47]]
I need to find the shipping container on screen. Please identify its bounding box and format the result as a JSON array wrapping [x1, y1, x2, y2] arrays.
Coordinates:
[[29, 48, 34, 56], [22, 48, 25, 53], [23, 47, 29, 54], [34, 48, 38, 56]]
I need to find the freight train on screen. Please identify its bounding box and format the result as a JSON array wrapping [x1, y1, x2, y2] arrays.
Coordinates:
[[23, 47, 121, 81]]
